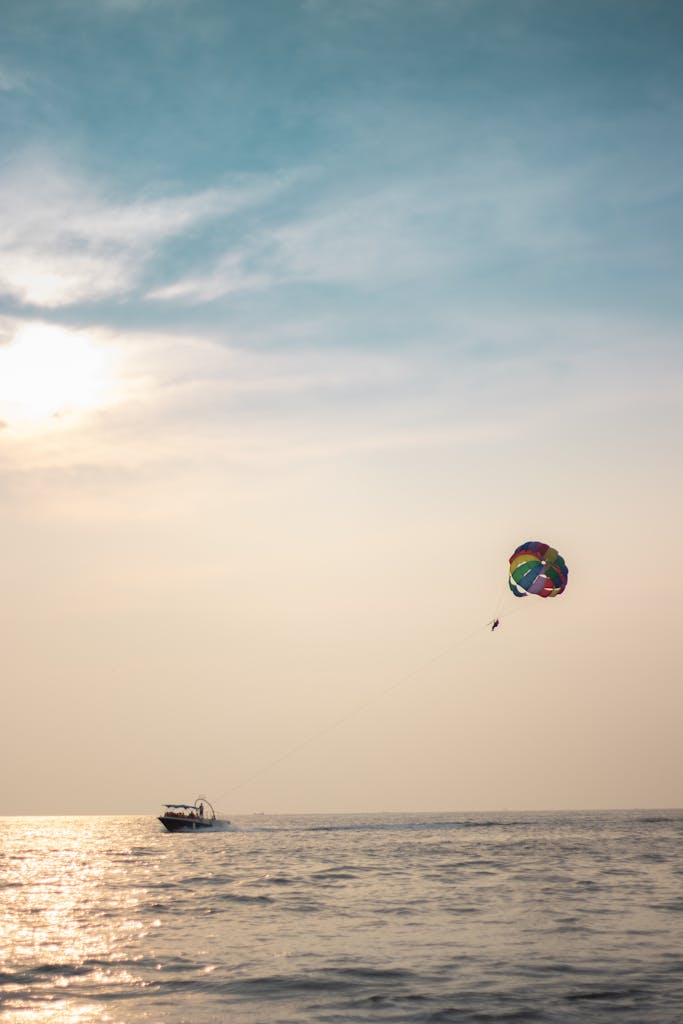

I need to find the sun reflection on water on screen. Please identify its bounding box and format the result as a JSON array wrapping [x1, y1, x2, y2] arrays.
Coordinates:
[[0, 817, 153, 1022]]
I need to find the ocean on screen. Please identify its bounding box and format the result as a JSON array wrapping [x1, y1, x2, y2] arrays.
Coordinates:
[[1, 810, 682, 1023]]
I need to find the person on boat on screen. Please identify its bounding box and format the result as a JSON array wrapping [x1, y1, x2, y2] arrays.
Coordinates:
[[198, 803, 204, 818]]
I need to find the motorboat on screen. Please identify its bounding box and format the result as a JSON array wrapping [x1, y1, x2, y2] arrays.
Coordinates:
[[158, 796, 230, 832]]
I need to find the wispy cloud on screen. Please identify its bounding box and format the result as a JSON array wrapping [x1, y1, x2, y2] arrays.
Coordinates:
[[146, 184, 436, 303], [267, 185, 442, 285], [147, 252, 273, 303], [145, 161, 592, 306], [0, 158, 287, 308], [2, 307, 678, 483]]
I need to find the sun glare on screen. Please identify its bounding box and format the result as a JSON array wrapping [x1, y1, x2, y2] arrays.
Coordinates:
[[0, 322, 119, 428]]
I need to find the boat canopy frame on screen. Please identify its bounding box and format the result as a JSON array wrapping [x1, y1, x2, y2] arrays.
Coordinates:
[[161, 796, 216, 819]]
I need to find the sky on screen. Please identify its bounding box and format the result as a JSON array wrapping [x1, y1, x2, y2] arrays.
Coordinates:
[[1, 0, 682, 816]]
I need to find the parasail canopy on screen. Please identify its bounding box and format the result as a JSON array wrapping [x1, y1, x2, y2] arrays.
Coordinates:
[[509, 540, 568, 598]]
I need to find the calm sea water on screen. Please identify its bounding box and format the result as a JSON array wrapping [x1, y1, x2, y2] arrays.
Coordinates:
[[1, 810, 682, 1023]]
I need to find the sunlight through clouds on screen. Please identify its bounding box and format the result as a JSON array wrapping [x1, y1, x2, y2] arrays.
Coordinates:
[[0, 322, 121, 428]]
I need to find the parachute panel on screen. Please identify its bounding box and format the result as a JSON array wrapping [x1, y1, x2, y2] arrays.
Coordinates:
[[508, 540, 568, 599]]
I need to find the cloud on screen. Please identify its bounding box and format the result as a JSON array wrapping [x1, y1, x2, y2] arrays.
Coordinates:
[[0, 315, 461, 479], [0, 159, 287, 308], [267, 186, 439, 285], [3, 305, 679, 486], [145, 160, 593, 306], [147, 181, 451, 304], [147, 252, 274, 303]]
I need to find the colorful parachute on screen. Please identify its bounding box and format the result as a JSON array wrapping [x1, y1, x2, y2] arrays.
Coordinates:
[[509, 541, 568, 598]]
